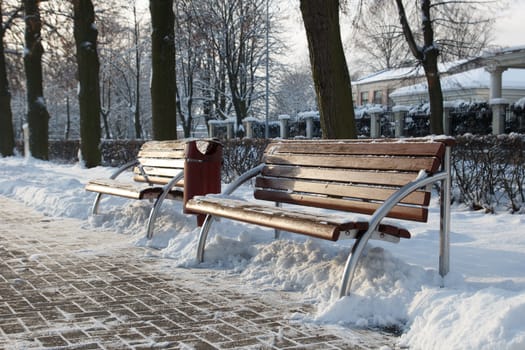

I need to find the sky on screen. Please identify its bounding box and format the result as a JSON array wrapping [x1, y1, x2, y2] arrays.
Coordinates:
[[0, 153, 524, 349], [134, 0, 525, 65], [161, 0, 525, 65], [493, 0, 525, 47]]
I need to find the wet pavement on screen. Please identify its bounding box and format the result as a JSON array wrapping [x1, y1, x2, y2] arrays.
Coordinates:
[[0, 196, 399, 349]]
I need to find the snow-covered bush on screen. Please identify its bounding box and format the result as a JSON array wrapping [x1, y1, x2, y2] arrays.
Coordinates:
[[13, 134, 525, 214], [220, 138, 270, 183], [452, 134, 525, 213]]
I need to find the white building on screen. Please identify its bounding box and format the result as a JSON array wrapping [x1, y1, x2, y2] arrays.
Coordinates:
[[352, 46, 525, 134]]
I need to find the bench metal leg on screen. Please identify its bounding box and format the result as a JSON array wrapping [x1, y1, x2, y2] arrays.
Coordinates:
[[338, 171, 451, 297], [146, 173, 184, 239], [146, 195, 164, 239], [439, 146, 452, 280], [90, 160, 140, 216], [91, 193, 103, 215], [339, 232, 370, 298], [197, 215, 215, 262], [146, 191, 172, 239], [274, 202, 282, 239]]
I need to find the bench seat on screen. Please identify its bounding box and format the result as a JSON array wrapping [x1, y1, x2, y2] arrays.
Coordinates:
[[186, 138, 454, 298], [85, 179, 184, 200], [186, 196, 411, 241], [85, 139, 221, 238]]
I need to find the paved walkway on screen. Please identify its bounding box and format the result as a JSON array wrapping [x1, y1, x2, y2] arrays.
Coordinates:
[[0, 196, 399, 350]]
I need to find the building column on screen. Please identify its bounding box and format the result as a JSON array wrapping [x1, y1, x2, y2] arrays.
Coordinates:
[[487, 65, 507, 100], [393, 106, 409, 138], [368, 107, 384, 138], [278, 114, 290, 139], [305, 116, 314, 139], [243, 118, 254, 138], [226, 121, 234, 139], [443, 102, 454, 135], [208, 121, 216, 138], [486, 65, 508, 134], [490, 99, 509, 135]]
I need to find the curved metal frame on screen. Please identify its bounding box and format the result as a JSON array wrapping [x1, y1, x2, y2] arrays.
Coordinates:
[[90, 158, 185, 239], [90, 160, 140, 215], [145, 172, 184, 239], [338, 171, 449, 297], [194, 145, 453, 300], [196, 164, 265, 262]]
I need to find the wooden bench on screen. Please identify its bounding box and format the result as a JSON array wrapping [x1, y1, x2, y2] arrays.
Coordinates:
[[185, 138, 454, 297], [86, 139, 222, 238]]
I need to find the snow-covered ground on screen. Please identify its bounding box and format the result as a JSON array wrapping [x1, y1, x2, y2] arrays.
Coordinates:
[[0, 155, 524, 350]]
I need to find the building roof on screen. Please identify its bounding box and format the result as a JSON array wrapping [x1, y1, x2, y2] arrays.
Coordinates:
[[353, 60, 468, 85], [390, 67, 525, 98]]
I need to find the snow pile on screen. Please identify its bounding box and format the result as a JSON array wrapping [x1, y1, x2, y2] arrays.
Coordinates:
[[0, 155, 524, 349]]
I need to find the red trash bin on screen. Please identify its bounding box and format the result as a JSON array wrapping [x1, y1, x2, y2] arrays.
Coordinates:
[[183, 139, 222, 226]]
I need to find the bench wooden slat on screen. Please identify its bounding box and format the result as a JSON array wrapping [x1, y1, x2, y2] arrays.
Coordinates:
[[137, 149, 186, 159], [263, 154, 440, 173], [267, 141, 445, 158], [138, 140, 187, 150], [137, 158, 186, 169], [254, 190, 428, 222], [133, 175, 185, 186], [255, 176, 430, 205], [261, 165, 418, 187], [133, 166, 184, 178], [85, 180, 183, 200], [185, 197, 411, 241]]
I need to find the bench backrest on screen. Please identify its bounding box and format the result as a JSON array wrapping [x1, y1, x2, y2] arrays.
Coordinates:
[[133, 141, 186, 186], [254, 139, 449, 223]]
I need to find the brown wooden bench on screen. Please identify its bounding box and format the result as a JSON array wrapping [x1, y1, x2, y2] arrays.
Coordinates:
[[86, 139, 222, 238], [185, 138, 454, 297]]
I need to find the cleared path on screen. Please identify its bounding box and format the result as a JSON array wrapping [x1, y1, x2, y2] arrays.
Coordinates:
[[0, 196, 399, 349]]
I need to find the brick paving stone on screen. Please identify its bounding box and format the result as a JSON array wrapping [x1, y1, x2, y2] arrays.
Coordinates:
[[0, 196, 401, 349]]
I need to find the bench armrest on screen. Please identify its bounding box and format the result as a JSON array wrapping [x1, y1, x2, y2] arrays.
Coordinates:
[[222, 163, 265, 196], [109, 160, 140, 180], [339, 169, 449, 297]]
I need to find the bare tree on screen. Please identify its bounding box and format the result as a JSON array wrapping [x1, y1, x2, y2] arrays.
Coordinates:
[[300, 0, 356, 138], [150, 0, 177, 140], [0, 2, 20, 156], [273, 65, 317, 115], [351, 0, 495, 73], [98, 5, 143, 140], [191, 0, 276, 136], [174, 0, 202, 138], [73, 0, 101, 167], [432, 1, 494, 61], [349, 0, 412, 72], [24, 0, 51, 159], [132, 3, 142, 139], [394, 0, 443, 134]]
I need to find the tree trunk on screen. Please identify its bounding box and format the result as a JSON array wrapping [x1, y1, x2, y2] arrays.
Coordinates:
[[395, 0, 444, 135], [73, 0, 101, 168], [424, 51, 444, 134], [300, 0, 356, 139], [65, 95, 70, 140], [101, 78, 111, 139], [133, 4, 142, 139], [0, 4, 14, 157], [150, 0, 177, 140], [23, 0, 50, 160], [421, 0, 443, 134]]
